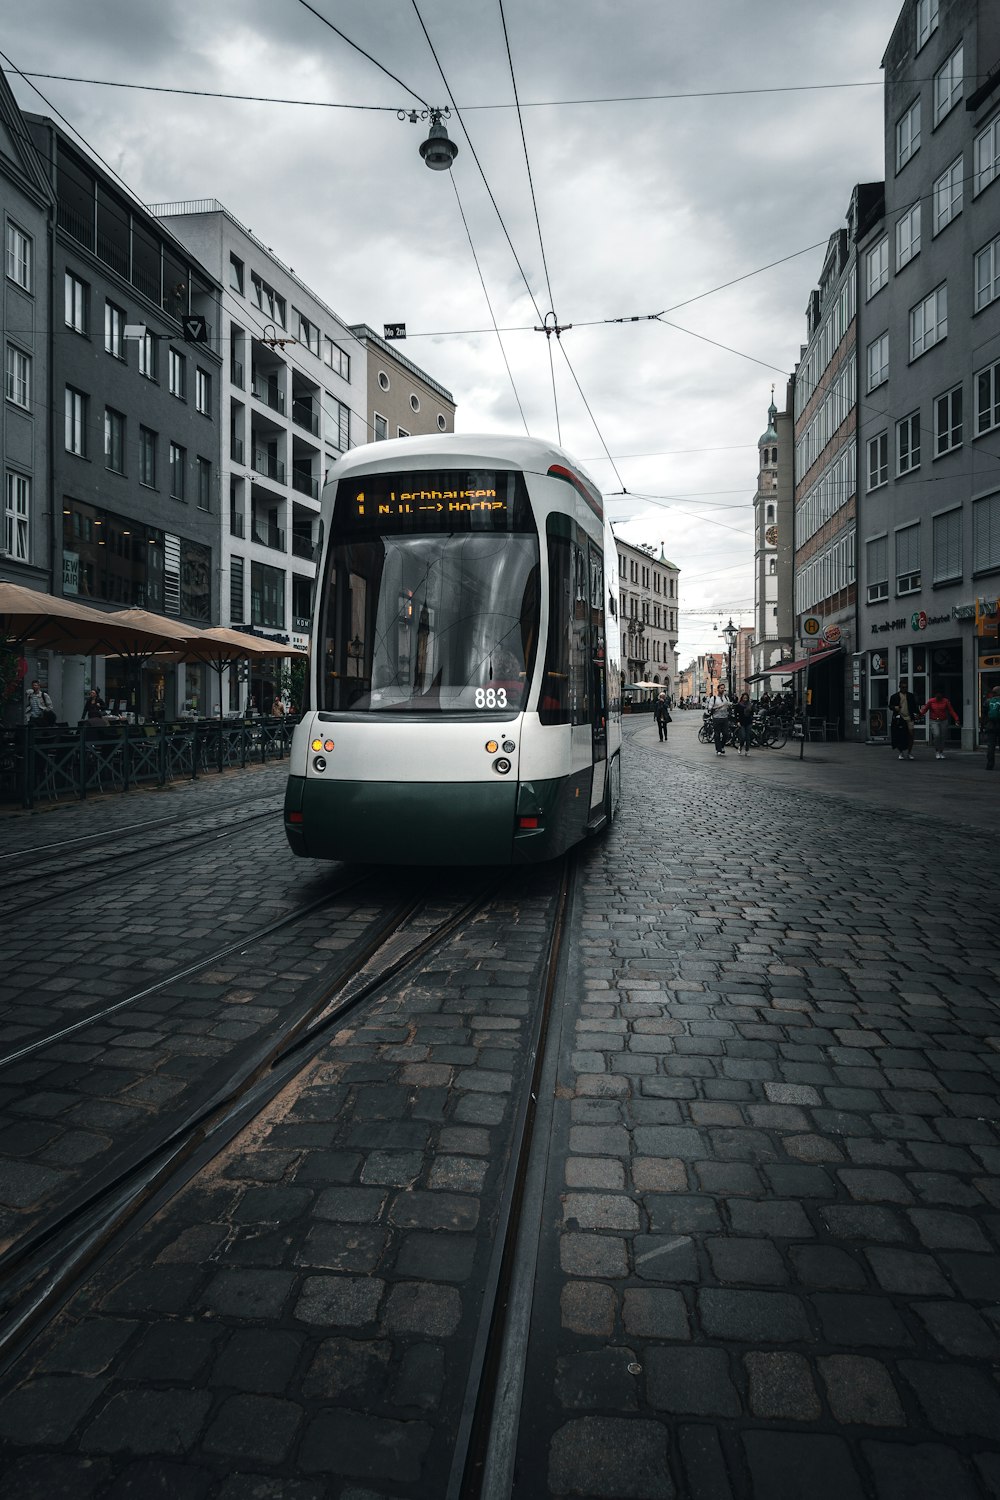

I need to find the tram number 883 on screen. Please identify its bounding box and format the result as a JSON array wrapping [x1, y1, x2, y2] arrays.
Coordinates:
[[475, 688, 508, 708]]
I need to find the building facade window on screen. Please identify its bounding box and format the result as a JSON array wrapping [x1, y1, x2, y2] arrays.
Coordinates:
[[230, 556, 245, 622], [139, 426, 157, 487], [866, 332, 889, 391], [916, 0, 938, 50], [977, 359, 1000, 436], [4, 472, 30, 561], [138, 331, 156, 380], [896, 98, 921, 171], [5, 345, 30, 408], [250, 273, 285, 327], [933, 157, 963, 234], [229, 254, 244, 294], [195, 367, 211, 414], [104, 301, 125, 359], [168, 348, 186, 399], [169, 442, 186, 500], [65, 387, 87, 455], [866, 237, 889, 299], [895, 203, 921, 269], [104, 407, 125, 473], [909, 284, 947, 358], [250, 561, 285, 628], [65, 271, 88, 333], [373, 413, 387, 441], [974, 234, 1000, 312], [973, 493, 1000, 573], [897, 411, 921, 475], [895, 524, 921, 594], [866, 535, 889, 602], [975, 115, 1000, 195], [5, 223, 31, 290], [868, 431, 888, 491], [933, 44, 964, 127], [296, 310, 320, 356], [932, 508, 962, 583], [197, 457, 211, 510], [935, 385, 963, 455], [324, 338, 350, 379]]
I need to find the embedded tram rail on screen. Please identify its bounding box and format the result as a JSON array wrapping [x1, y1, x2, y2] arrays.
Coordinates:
[[0, 851, 578, 1498]]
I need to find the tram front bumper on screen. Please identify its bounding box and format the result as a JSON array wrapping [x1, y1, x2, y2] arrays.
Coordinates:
[[285, 775, 521, 865]]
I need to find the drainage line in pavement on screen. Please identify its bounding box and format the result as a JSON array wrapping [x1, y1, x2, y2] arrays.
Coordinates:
[[446, 851, 575, 1500], [0, 879, 505, 1379]]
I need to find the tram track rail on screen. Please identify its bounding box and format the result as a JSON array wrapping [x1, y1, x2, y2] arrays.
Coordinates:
[[0, 799, 284, 918], [0, 872, 509, 1377]]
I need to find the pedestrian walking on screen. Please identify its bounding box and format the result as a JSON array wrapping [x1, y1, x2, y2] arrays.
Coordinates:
[[889, 680, 921, 760], [654, 691, 671, 742], [81, 688, 107, 722], [734, 691, 754, 756], [706, 689, 731, 755], [982, 684, 1000, 771], [25, 680, 56, 726], [920, 687, 960, 760]]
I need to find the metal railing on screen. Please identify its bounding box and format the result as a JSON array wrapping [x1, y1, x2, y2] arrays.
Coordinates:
[[291, 533, 314, 558], [252, 449, 285, 484], [231, 436, 244, 463], [292, 470, 319, 499], [231, 358, 244, 389], [252, 523, 285, 551], [251, 375, 285, 414], [2, 718, 299, 810], [292, 401, 320, 436], [230, 511, 245, 538]]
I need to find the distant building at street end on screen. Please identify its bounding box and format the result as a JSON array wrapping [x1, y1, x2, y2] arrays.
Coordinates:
[[614, 536, 679, 697], [750, 387, 795, 688], [348, 325, 456, 445]]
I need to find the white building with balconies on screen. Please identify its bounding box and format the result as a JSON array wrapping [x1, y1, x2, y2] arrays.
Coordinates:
[[151, 200, 368, 708]]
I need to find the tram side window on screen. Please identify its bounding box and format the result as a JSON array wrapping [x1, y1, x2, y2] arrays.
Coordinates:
[[540, 534, 590, 725]]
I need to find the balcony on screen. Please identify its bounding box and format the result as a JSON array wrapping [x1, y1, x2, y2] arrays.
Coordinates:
[[230, 436, 244, 464], [292, 469, 318, 499], [252, 449, 285, 484], [292, 400, 319, 436], [252, 523, 286, 552], [230, 511, 245, 538], [231, 358, 244, 389], [292, 533, 314, 560], [251, 373, 285, 414]]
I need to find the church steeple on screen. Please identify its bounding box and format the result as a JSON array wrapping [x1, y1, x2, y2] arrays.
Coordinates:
[[759, 384, 778, 447]]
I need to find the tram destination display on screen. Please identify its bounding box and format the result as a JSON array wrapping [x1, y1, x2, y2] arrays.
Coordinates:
[[335, 469, 534, 534]]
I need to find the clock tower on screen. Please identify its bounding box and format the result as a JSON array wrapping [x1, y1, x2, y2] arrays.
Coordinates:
[[751, 386, 795, 686]]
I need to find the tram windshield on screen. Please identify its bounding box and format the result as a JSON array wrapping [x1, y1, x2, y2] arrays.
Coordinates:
[[321, 468, 539, 716]]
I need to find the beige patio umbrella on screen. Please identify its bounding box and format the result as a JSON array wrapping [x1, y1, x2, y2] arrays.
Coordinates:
[[174, 625, 307, 721], [0, 581, 129, 653]]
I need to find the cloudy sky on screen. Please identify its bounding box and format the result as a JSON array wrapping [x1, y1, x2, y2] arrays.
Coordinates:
[[5, 0, 903, 662]]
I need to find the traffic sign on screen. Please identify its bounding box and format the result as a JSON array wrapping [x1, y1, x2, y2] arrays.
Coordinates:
[[384, 323, 406, 340], [801, 615, 822, 639], [182, 315, 208, 343]]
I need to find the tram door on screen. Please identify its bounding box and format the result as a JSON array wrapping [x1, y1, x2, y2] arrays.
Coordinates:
[[588, 542, 608, 810]]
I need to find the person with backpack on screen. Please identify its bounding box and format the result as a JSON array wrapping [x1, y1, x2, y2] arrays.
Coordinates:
[[920, 687, 960, 760], [982, 684, 1000, 771], [706, 688, 731, 756], [653, 692, 671, 743]]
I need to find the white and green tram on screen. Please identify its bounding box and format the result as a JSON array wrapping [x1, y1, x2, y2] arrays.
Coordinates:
[[284, 434, 622, 865]]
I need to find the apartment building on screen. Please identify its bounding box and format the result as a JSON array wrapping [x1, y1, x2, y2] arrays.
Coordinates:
[[23, 118, 223, 721], [348, 325, 456, 442], [151, 200, 370, 710], [615, 535, 680, 694], [1, 72, 53, 605], [856, 0, 1000, 747]]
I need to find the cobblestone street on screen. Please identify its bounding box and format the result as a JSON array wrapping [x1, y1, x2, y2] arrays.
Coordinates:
[[0, 717, 998, 1498]]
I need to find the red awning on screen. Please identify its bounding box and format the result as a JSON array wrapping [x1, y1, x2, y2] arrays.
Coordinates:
[[746, 645, 843, 681]]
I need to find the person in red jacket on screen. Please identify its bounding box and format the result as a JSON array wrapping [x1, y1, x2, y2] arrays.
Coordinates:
[[920, 687, 960, 760]]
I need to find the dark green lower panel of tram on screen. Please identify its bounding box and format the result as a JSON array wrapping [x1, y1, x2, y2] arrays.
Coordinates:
[[284, 770, 596, 866]]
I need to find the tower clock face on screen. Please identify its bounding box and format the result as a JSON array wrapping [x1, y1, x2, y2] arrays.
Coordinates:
[[765, 525, 778, 545]]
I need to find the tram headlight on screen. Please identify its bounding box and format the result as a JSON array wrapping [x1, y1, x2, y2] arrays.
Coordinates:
[[493, 756, 512, 775], [502, 740, 515, 753], [313, 755, 327, 772]]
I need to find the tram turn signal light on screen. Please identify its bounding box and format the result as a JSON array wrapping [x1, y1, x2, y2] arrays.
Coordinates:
[[311, 739, 336, 752], [485, 740, 499, 753], [311, 739, 323, 751]]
